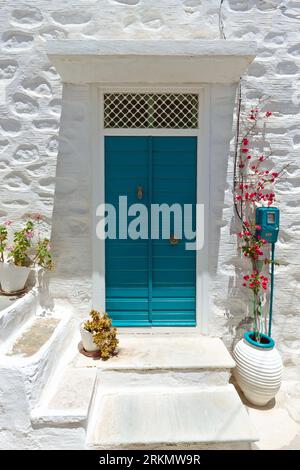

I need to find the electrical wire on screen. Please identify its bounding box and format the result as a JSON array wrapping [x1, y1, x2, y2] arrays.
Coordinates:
[[233, 81, 244, 223], [219, 0, 227, 40]]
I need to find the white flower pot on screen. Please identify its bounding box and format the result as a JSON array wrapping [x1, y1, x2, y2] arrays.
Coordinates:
[[80, 321, 100, 352], [233, 331, 283, 406], [0, 262, 31, 293]]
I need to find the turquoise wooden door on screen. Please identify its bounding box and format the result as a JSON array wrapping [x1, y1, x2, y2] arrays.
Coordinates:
[[105, 136, 197, 327]]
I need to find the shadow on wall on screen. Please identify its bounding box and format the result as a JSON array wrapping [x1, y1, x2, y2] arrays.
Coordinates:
[[49, 84, 93, 313], [206, 84, 252, 344], [223, 92, 271, 350], [226, 213, 254, 350]]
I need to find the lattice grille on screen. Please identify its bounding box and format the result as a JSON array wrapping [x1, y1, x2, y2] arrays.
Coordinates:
[[104, 93, 198, 129]]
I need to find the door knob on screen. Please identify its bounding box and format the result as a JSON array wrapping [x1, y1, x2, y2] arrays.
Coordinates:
[[169, 235, 180, 246], [136, 186, 143, 200]]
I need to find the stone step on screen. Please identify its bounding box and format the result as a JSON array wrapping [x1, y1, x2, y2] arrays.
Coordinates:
[[87, 384, 258, 450], [72, 334, 236, 372], [28, 335, 254, 450], [31, 367, 96, 428], [97, 368, 231, 389], [32, 335, 235, 423]]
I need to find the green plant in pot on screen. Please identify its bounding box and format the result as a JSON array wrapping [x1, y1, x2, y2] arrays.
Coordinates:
[[232, 101, 284, 406], [0, 216, 53, 294], [80, 310, 118, 360]]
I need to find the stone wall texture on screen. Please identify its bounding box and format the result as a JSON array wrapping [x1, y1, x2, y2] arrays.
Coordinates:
[[0, 0, 299, 380]]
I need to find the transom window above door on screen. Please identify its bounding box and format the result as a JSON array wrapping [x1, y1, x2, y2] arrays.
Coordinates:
[[103, 93, 199, 129]]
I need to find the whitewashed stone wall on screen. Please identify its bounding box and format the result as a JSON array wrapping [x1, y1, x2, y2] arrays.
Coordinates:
[[0, 1, 299, 380]]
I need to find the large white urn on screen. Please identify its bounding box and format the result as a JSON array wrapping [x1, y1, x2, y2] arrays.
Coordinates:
[[233, 331, 283, 406]]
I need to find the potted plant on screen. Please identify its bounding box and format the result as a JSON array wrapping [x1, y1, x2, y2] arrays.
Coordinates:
[[232, 101, 284, 406], [233, 263, 283, 406], [0, 215, 53, 294], [80, 310, 118, 360]]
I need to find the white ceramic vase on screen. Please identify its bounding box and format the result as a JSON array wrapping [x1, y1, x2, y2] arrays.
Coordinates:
[[233, 331, 283, 406], [0, 262, 31, 293], [80, 321, 100, 352]]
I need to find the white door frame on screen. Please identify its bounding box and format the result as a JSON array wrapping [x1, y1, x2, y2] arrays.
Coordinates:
[[90, 84, 211, 334]]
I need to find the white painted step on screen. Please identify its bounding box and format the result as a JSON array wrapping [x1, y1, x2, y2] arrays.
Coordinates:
[[31, 367, 96, 427], [73, 335, 235, 371], [31, 335, 236, 425], [87, 384, 258, 450], [72, 335, 236, 387]]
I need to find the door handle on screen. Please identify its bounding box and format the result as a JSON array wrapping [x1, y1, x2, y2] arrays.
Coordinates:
[[136, 185, 143, 200], [169, 235, 180, 246]]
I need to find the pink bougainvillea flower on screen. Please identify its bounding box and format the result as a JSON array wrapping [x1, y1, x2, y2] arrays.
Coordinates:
[[242, 148, 249, 153], [25, 231, 34, 239], [265, 111, 272, 117], [249, 109, 258, 120], [242, 138, 249, 146], [4, 220, 12, 226]]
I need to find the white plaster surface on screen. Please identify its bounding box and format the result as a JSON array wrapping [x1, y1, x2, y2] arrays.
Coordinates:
[[0, 1, 298, 378], [0, 298, 77, 448], [237, 381, 300, 450], [0, 0, 300, 450], [31, 368, 96, 427], [2, 328, 253, 450], [0, 289, 38, 343], [88, 384, 257, 449], [48, 368, 96, 410], [73, 334, 236, 370], [46, 39, 256, 84], [0, 304, 298, 450]]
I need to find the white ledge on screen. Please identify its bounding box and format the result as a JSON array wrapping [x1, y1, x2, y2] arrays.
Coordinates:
[[46, 40, 256, 85]]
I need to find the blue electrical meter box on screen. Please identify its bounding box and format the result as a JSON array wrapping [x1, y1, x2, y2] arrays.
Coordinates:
[[256, 207, 280, 243]]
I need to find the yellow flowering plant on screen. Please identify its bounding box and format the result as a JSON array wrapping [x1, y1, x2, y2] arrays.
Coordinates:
[[83, 310, 118, 360]]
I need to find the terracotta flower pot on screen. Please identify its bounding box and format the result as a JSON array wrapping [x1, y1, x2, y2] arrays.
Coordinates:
[[233, 331, 283, 406], [0, 262, 31, 293], [80, 320, 100, 352]]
